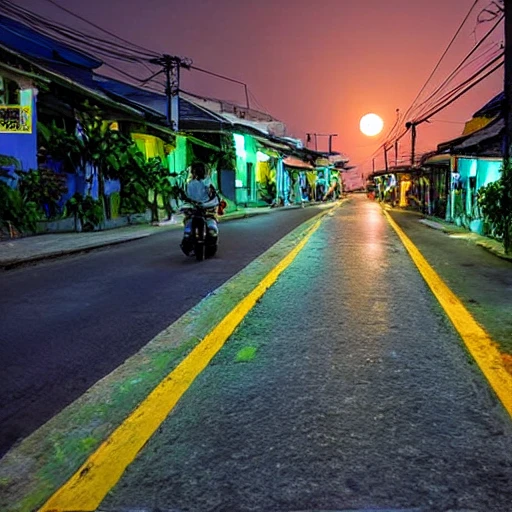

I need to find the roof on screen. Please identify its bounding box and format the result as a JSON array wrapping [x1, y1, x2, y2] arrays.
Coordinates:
[[283, 156, 314, 170], [451, 116, 504, 157], [0, 42, 146, 119], [92, 75, 226, 129], [473, 91, 503, 119], [0, 14, 102, 69]]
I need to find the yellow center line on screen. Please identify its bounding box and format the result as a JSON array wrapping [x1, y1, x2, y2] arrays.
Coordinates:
[[40, 208, 333, 512], [383, 210, 512, 419]]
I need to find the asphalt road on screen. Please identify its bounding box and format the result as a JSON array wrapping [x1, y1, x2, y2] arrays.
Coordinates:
[[387, 208, 512, 356], [99, 196, 512, 512], [0, 206, 325, 456]]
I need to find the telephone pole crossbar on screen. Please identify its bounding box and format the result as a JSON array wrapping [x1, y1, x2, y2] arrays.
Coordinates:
[[149, 54, 192, 131]]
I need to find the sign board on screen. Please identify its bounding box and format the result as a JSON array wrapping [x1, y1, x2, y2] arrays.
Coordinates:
[[0, 106, 32, 133]]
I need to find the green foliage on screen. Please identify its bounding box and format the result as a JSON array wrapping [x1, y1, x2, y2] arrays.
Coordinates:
[[39, 104, 187, 226], [478, 161, 512, 254], [0, 154, 21, 170], [110, 191, 121, 218], [118, 148, 185, 220], [38, 121, 82, 174], [191, 134, 236, 172], [66, 193, 104, 232], [0, 181, 39, 235], [39, 105, 133, 223], [17, 168, 68, 219]]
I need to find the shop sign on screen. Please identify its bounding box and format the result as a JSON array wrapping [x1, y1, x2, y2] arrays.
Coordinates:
[[0, 105, 32, 133]]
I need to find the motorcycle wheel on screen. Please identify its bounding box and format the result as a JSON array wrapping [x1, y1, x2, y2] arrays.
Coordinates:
[[195, 242, 205, 261]]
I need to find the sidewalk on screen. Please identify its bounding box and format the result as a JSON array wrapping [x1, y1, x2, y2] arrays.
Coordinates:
[[381, 203, 512, 262], [0, 205, 284, 269]]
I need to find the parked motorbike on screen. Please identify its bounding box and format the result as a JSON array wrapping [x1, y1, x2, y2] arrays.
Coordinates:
[[180, 201, 219, 261]]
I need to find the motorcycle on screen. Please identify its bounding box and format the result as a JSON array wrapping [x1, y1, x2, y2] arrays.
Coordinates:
[[180, 199, 222, 261]]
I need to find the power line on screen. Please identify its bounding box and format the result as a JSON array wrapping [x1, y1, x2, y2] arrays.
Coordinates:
[[36, 0, 159, 58], [410, 15, 503, 120], [412, 51, 504, 123], [402, 0, 481, 123], [0, 0, 155, 62], [189, 64, 249, 108], [414, 58, 503, 124]]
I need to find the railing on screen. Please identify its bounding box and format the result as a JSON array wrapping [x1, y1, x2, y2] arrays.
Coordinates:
[[0, 105, 32, 133]]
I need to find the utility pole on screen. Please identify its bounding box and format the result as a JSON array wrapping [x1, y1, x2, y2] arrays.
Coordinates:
[[504, 0, 512, 162], [306, 133, 338, 153], [406, 121, 417, 167], [328, 134, 338, 153], [149, 54, 192, 131], [372, 158, 375, 174]]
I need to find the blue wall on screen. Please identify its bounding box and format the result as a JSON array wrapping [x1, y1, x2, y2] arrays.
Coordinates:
[[0, 91, 37, 171]]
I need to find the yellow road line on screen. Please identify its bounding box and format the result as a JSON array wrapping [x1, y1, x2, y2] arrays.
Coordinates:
[[383, 210, 512, 419], [41, 210, 330, 512]]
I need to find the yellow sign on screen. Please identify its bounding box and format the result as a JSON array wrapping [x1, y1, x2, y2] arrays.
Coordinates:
[[0, 105, 32, 133]]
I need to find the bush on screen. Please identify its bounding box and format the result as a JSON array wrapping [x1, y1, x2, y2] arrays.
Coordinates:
[[0, 181, 39, 235], [478, 162, 512, 254], [18, 168, 68, 219], [66, 193, 104, 232]]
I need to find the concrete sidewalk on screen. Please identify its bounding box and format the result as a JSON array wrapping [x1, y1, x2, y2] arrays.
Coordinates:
[[0, 205, 285, 269], [381, 203, 512, 262]]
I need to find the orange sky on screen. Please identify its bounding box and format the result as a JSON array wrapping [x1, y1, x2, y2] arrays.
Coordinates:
[[18, 0, 506, 186]]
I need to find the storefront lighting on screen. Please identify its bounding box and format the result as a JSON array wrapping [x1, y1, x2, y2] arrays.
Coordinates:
[[256, 151, 270, 162], [233, 134, 246, 159]]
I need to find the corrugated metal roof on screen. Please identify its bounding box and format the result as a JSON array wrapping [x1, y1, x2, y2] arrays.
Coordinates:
[[452, 117, 504, 156], [283, 156, 313, 170], [0, 14, 102, 69]]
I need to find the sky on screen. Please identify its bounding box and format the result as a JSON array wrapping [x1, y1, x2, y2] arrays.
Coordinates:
[[12, 0, 506, 187]]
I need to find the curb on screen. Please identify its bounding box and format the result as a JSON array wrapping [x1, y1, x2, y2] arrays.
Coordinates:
[[0, 233, 156, 270], [475, 241, 512, 262], [0, 204, 317, 270]]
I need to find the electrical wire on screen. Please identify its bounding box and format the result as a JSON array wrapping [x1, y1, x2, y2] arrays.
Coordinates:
[[401, 0, 481, 124], [414, 58, 503, 124], [35, 0, 159, 57], [0, 0, 156, 62], [412, 50, 504, 122], [2, 0, 157, 59], [366, 5, 503, 169], [410, 15, 503, 120]]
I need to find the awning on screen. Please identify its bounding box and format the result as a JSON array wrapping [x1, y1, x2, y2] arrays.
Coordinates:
[[254, 135, 293, 153], [283, 156, 314, 170], [423, 153, 450, 166]]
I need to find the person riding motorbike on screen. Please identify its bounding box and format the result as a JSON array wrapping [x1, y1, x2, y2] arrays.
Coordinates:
[[180, 162, 219, 256]]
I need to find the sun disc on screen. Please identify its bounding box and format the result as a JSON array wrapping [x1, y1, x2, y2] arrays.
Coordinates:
[[360, 113, 384, 137]]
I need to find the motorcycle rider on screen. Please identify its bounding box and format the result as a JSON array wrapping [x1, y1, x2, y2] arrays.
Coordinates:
[[180, 162, 219, 256]]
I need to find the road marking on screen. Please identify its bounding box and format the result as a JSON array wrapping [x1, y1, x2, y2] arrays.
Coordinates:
[[383, 210, 512, 419], [40, 209, 332, 512]]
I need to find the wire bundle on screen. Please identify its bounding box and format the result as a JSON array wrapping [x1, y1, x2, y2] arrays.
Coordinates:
[[358, 0, 504, 172]]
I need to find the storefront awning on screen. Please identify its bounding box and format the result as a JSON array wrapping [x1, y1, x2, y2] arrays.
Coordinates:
[[283, 156, 314, 170]]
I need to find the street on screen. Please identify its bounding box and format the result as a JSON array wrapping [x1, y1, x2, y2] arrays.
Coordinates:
[[96, 195, 512, 512], [0, 206, 325, 457], [2, 0, 512, 510], [2, 196, 511, 512]]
